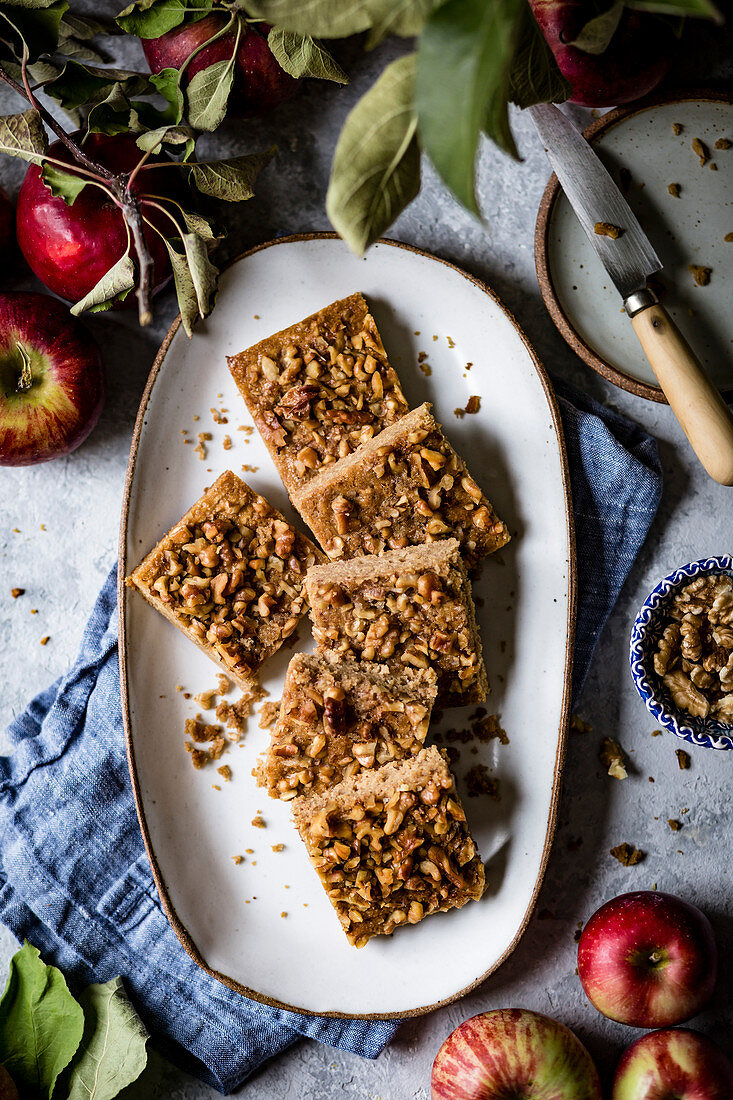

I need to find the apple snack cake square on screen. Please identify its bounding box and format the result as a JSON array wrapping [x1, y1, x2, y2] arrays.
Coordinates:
[[293, 402, 510, 569], [305, 540, 488, 707], [226, 292, 409, 497], [292, 745, 485, 947], [256, 653, 437, 801], [126, 471, 323, 691]]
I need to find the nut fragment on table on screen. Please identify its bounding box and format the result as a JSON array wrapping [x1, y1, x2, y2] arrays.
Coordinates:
[[226, 293, 409, 496], [652, 572, 733, 723], [293, 402, 510, 569], [126, 471, 323, 691], [305, 540, 488, 706], [292, 746, 484, 947], [257, 653, 437, 801]]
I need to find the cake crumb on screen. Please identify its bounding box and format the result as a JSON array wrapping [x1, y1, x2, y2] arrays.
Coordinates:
[[40, 636, 50, 646], [211, 408, 228, 425], [676, 748, 691, 770], [241, 464, 259, 473], [194, 689, 217, 710], [245, 848, 254, 854], [453, 407, 465, 419], [272, 843, 285, 852], [232, 855, 244, 864], [446, 335, 455, 348], [281, 912, 287, 918], [672, 122, 683, 135], [217, 765, 232, 782], [668, 819, 682, 831], [651, 729, 662, 737], [689, 264, 711, 286], [610, 843, 645, 866], [464, 395, 481, 415], [223, 435, 232, 450], [692, 137, 709, 166], [724, 232, 733, 243], [258, 700, 281, 729], [217, 674, 231, 694], [10, 588, 24, 598], [30, 608, 38, 614], [570, 713, 592, 734], [715, 137, 731, 150], [668, 182, 681, 197], [594, 221, 622, 239], [464, 764, 500, 800], [600, 737, 628, 780], [251, 815, 266, 829], [185, 717, 223, 742]]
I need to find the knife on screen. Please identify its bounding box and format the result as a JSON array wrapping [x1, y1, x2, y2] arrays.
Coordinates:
[[530, 102, 733, 487]]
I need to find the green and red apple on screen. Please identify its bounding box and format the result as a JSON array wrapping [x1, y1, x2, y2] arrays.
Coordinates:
[[431, 1009, 602, 1100], [613, 1028, 733, 1100]]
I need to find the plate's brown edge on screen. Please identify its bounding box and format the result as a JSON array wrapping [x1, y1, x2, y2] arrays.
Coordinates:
[[118, 231, 578, 1020], [535, 87, 733, 405]]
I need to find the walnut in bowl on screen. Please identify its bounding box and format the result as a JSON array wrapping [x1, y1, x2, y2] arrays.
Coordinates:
[[630, 556, 733, 750]]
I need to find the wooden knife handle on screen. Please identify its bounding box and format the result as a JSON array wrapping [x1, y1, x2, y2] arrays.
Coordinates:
[[631, 302, 733, 486]]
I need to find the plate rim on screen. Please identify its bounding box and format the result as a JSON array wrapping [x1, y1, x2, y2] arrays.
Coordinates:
[[534, 87, 733, 404], [118, 232, 578, 1019]]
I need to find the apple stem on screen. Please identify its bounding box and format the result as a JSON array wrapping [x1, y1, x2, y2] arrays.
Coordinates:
[[16, 344, 33, 392], [120, 192, 154, 326]]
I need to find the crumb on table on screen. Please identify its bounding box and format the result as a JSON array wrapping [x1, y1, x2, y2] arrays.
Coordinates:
[[667, 182, 681, 198], [692, 137, 709, 166], [272, 843, 285, 852], [599, 737, 628, 780], [40, 636, 50, 646], [610, 843, 645, 866], [688, 264, 711, 286], [676, 748, 691, 770], [672, 122, 683, 135], [251, 815, 266, 828], [594, 221, 622, 239], [668, 819, 682, 831], [217, 765, 232, 781], [715, 137, 731, 150], [464, 763, 500, 800], [232, 855, 244, 864], [11, 588, 24, 598]]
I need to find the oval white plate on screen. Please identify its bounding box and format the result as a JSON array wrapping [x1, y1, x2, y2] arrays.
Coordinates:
[[538, 94, 733, 400], [119, 235, 575, 1018]]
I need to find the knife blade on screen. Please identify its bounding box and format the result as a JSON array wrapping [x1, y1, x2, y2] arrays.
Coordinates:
[[530, 102, 661, 302]]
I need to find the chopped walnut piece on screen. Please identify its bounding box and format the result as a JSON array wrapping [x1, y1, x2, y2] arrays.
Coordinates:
[[610, 843, 645, 866], [692, 137, 709, 165], [217, 765, 232, 781], [257, 654, 436, 800], [668, 182, 681, 198], [464, 395, 481, 415], [292, 747, 484, 946], [594, 221, 622, 239], [676, 748, 691, 770], [126, 472, 323, 692], [10, 588, 24, 598], [599, 738, 628, 780], [688, 264, 712, 287], [227, 293, 409, 496], [194, 688, 217, 710], [251, 815, 266, 828]]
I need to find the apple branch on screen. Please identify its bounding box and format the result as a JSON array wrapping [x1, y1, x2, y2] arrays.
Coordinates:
[[121, 190, 154, 326]]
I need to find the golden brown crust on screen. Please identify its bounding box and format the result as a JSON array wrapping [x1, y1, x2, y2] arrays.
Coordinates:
[[127, 471, 324, 690], [226, 294, 409, 497], [293, 403, 510, 567]]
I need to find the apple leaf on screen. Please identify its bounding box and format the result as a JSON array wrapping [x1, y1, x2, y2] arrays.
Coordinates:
[[186, 55, 236, 132], [245, 0, 378, 37], [44, 61, 153, 112], [86, 83, 135, 135], [365, 0, 445, 47], [0, 0, 68, 62], [40, 161, 88, 204], [0, 109, 48, 164], [326, 54, 420, 256], [71, 251, 136, 316], [60, 977, 148, 1100], [187, 146, 275, 201], [266, 28, 348, 83], [416, 0, 523, 215], [147, 67, 185, 125], [508, 3, 570, 106], [627, 0, 721, 17], [116, 0, 212, 39], [163, 230, 219, 337], [0, 941, 84, 1100], [135, 123, 195, 158], [59, 11, 118, 42], [568, 1, 624, 53], [181, 208, 218, 240]]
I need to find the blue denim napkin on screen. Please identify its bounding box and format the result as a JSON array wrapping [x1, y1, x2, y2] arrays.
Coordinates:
[[0, 383, 662, 1095]]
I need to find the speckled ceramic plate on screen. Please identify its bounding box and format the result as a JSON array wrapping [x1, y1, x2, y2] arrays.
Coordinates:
[[536, 91, 733, 402], [119, 234, 575, 1018]]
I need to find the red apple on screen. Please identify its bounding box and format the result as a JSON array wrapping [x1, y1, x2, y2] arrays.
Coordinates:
[[0, 1064, 18, 1100], [0, 291, 104, 465], [431, 1009, 602, 1100], [613, 1028, 733, 1100], [529, 1, 676, 107], [0, 186, 15, 257], [578, 892, 717, 1028], [16, 132, 172, 305], [142, 14, 300, 116]]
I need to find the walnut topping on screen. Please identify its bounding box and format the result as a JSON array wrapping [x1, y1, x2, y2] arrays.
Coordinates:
[[652, 572, 733, 725], [676, 748, 691, 770], [599, 738, 628, 780], [594, 221, 622, 239]]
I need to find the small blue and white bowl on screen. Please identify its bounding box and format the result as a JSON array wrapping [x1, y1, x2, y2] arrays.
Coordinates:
[[630, 555, 733, 751]]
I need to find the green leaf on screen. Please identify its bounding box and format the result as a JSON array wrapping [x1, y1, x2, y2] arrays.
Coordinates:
[[40, 161, 88, 204], [148, 67, 185, 124], [568, 1, 623, 53], [60, 11, 117, 41], [508, 3, 570, 106], [0, 941, 84, 1099], [135, 123, 195, 158], [71, 252, 136, 316], [187, 147, 275, 201], [326, 54, 419, 255], [0, 109, 48, 164], [86, 83, 134, 135], [44, 61, 152, 111], [266, 28, 348, 82], [61, 978, 148, 1100], [245, 0, 376, 37], [628, 0, 721, 16], [163, 231, 218, 336], [116, 0, 211, 39], [0, 0, 68, 60], [365, 0, 444, 47], [416, 0, 523, 214], [181, 208, 218, 240], [186, 54, 235, 132]]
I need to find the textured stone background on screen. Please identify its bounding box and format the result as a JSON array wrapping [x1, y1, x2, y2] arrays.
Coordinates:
[[1, 9, 732, 1097]]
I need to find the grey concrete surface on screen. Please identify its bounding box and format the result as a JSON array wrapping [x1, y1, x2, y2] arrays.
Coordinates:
[[1, 10, 731, 1098]]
